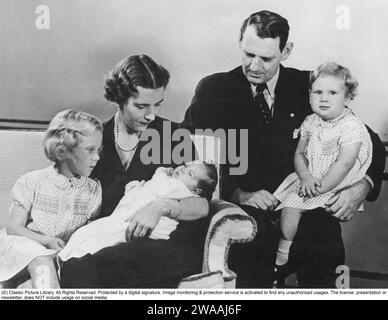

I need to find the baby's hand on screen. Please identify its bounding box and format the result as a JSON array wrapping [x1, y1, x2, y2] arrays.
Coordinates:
[[45, 237, 66, 250], [156, 167, 174, 176], [298, 176, 321, 199], [165, 167, 174, 176]]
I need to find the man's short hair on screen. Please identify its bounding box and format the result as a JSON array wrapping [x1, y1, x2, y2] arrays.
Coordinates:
[[239, 10, 290, 51]]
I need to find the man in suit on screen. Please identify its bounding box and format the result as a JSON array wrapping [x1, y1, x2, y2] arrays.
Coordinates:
[[182, 10, 385, 288]]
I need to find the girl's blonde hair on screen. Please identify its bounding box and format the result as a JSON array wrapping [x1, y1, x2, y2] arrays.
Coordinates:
[[310, 62, 359, 100], [44, 109, 103, 162]]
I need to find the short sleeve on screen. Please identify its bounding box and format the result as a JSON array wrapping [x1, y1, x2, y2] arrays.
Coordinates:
[[10, 173, 36, 213], [338, 118, 366, 146], [87, 179, 102, 221], [300, 115, 313, 141]]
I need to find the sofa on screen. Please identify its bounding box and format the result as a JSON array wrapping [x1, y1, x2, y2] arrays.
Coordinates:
[[0, 129, 257, 288]]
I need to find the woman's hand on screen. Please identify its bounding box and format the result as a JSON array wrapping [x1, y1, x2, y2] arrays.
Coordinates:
[[45, 237, 66, 250], [298, 176, 321, 198], [125, 201, 165, 240]]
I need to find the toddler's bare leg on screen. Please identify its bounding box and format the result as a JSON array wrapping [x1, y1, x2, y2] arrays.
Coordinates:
[[27, 255, 60, 289], [276, 207, 304, 266], [280, 207, 303, 241]]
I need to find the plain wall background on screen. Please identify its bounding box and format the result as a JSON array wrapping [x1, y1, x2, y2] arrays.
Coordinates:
[[1, 0, 388, 138], [1, 0, 387, 286]]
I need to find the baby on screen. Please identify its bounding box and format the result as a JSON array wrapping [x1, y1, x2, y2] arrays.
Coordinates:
[[58, 161, 218, 261]]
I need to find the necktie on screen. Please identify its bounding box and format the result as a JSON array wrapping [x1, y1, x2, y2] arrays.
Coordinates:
[[255, 83, 271, 126]]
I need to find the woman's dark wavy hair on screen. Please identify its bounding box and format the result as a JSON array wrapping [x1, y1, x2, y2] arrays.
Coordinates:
[[104, 54, 170, 108]]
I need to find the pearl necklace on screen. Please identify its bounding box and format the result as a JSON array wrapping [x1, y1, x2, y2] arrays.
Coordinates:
[[114, 112, 140, 152]]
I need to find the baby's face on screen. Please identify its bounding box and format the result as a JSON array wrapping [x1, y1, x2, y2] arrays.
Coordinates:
[[310, 75, 349, 121], [172, 163, 208, 194]]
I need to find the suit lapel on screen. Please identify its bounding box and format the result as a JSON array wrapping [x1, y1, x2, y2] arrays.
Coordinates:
[[273, 64, 298, 119]]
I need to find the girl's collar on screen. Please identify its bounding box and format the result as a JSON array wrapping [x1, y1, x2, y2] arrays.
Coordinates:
[[48, 165, 88, 190], [317, 108, 352, 125]]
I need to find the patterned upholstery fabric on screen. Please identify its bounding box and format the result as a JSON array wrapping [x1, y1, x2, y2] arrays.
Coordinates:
[[179, 200, 257, 288]]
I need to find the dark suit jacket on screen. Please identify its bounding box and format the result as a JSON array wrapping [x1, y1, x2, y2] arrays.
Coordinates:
[[183, 65, 385, 201]]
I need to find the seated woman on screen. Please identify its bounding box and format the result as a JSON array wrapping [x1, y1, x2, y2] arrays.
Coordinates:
[[60, 54, 210, 288]]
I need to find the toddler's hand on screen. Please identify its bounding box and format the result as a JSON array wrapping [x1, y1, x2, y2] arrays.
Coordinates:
[[46, 237, 66, 250], [298, 176, 321, 199]]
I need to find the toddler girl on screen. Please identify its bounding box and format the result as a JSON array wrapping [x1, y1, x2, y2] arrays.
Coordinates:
[[0, 109, 103, 288], [273, 62, 372, 267]]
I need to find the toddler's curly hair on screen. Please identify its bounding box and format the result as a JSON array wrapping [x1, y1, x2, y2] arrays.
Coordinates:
[[310, 62, 359, 100]]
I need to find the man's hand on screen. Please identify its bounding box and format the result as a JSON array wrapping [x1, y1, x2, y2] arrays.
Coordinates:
[[125, 204, 164, 240], [324, 178, 371, 222], [231, 189, 278, 211]]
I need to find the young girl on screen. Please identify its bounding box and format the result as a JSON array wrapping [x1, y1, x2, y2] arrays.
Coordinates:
[[0, 109, 103, 288], [273, 62, 373, 267]]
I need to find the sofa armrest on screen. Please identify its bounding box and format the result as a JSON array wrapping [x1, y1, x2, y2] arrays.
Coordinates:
[[204, 199, 257, 287], [178, 200, 257, 289]]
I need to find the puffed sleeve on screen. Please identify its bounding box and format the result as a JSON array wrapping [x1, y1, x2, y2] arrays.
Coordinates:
[[338, 118, 365, 146], [300, 115, 314, 141], [87, 179, 102, 221], [10, 172, 36, 213]]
